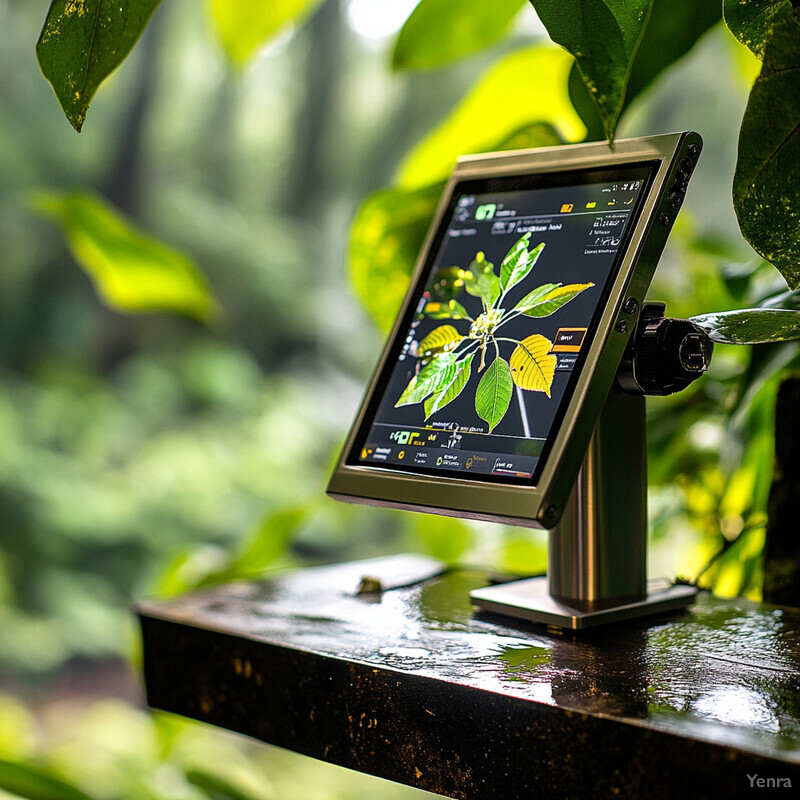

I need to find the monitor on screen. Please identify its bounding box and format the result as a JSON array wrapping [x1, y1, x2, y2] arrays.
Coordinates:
[[329, 132, 701, 532]]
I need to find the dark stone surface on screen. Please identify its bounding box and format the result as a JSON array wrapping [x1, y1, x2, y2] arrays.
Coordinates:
[[139, 555, 800, 799]]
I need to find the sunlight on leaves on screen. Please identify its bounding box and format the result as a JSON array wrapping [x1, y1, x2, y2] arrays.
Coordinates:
[[206, 0, 323, 67], [33, 191, 218, 322], [393, 0, 526, 71], [396, 46, 584, 188], [37, 0, 162, 131], [510, 334, 556, 394], [475, 356, 513, 432], [349, 183, 443, 331], [733, 5, 800, 289], [724, 0, 791, 59], [530, 0, 652, 142]]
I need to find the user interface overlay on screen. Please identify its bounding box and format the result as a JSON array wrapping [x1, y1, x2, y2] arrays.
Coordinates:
[[352, 164, 655, 485]]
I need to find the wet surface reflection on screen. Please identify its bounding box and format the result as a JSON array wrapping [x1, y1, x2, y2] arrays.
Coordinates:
[[141, 554, 800, 763]]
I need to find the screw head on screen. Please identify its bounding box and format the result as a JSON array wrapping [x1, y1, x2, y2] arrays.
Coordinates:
[[615, 319, 629, 334], [623, 297, 639, 316], [546, 504, 558, 519]]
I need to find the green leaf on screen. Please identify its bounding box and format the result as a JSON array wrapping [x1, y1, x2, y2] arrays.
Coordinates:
[[475, 356, 513, 432], [689, 309, 800, 345], [33, 191, 218, 321], [396, 46, 584, 188], [349, 183, 444, 331], [516, 282, 594, 316], [424, 299, 471, 320], [37, 0, 161, 132], [529, 0, 652, 142], [396, 353, 458, 407], [185, 767, 272, 800], [465, 252, 501, 309], [418, 325, 463, 359], [393, 0, 526, 71], [511, 282, 559, 311], [206, 0, 323, 67], [424, 352, 475, 418], [724, 0, 791, 59], [0, 759, 94, 800], [500, 235, 543, 293], [733, 5, 800, 289], [625, 0, 722, 108], [224, 506, 308, 580]]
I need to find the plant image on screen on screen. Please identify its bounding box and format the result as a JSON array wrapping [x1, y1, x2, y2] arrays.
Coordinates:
[[395, 233, 593, 433]]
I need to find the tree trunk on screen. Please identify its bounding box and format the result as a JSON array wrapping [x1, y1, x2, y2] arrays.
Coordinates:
[[763, 375, 800, 607]]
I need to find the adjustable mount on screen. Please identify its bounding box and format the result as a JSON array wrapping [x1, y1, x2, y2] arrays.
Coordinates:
[[471, 303, 714, 630]]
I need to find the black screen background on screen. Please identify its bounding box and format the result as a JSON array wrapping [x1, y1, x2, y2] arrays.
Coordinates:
[[348, 163, 657, 486]]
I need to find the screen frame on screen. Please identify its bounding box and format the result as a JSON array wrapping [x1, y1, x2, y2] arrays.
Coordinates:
[[328, 132, 702, 529]]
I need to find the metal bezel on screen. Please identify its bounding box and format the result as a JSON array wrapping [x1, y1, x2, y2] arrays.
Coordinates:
[[328, 132, 701, 528]]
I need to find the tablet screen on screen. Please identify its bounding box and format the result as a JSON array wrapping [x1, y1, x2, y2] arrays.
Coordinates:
[[348, 163, 656, 485]]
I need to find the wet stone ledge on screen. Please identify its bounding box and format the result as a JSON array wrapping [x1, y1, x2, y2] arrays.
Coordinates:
[[138, 555, 800, 799]]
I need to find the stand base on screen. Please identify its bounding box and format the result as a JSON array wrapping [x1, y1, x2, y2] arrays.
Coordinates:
[[470, 577, 698, 630]]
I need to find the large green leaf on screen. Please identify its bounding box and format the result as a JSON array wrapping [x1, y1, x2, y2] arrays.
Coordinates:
[[529, 0, 652, 142], [37, 0, 162, 132], [500, 236, 543, 293], [396, 353, 458, 407], [34, 191, 218, 321], [424, 352, 475, 418], [393, 0, 526, 71], [625, 0, 722, 108], [396, 46, 584, 188], [516, 282, 594, 316], [569, 0, 721, 143], [689, 308, 800, 345], [0, 759, 94, 800], [475, 356, 513, 432], [206, 0, 323, 67], [724, 0, 792, 59], [733, 5, 800, 289]]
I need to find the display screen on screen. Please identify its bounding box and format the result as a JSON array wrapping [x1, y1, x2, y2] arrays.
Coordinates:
[[349, 164, 656, 485]]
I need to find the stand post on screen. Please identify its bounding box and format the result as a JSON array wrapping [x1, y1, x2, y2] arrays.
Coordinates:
[[548, 387, 647, 609], [470, 385, 697, 629]]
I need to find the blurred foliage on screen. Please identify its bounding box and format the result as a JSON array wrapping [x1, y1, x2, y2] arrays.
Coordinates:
[[207, 0, 324, 67], [33, 191, 218, 322], [2, 0, 800, 799], [392, 0, 525, 71]]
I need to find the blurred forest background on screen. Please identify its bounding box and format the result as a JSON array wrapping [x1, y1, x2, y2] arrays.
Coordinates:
[[0, 0, 790, 798]]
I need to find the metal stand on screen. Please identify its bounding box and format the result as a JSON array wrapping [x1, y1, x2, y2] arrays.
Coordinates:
[[471, 387, 697, 629]]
